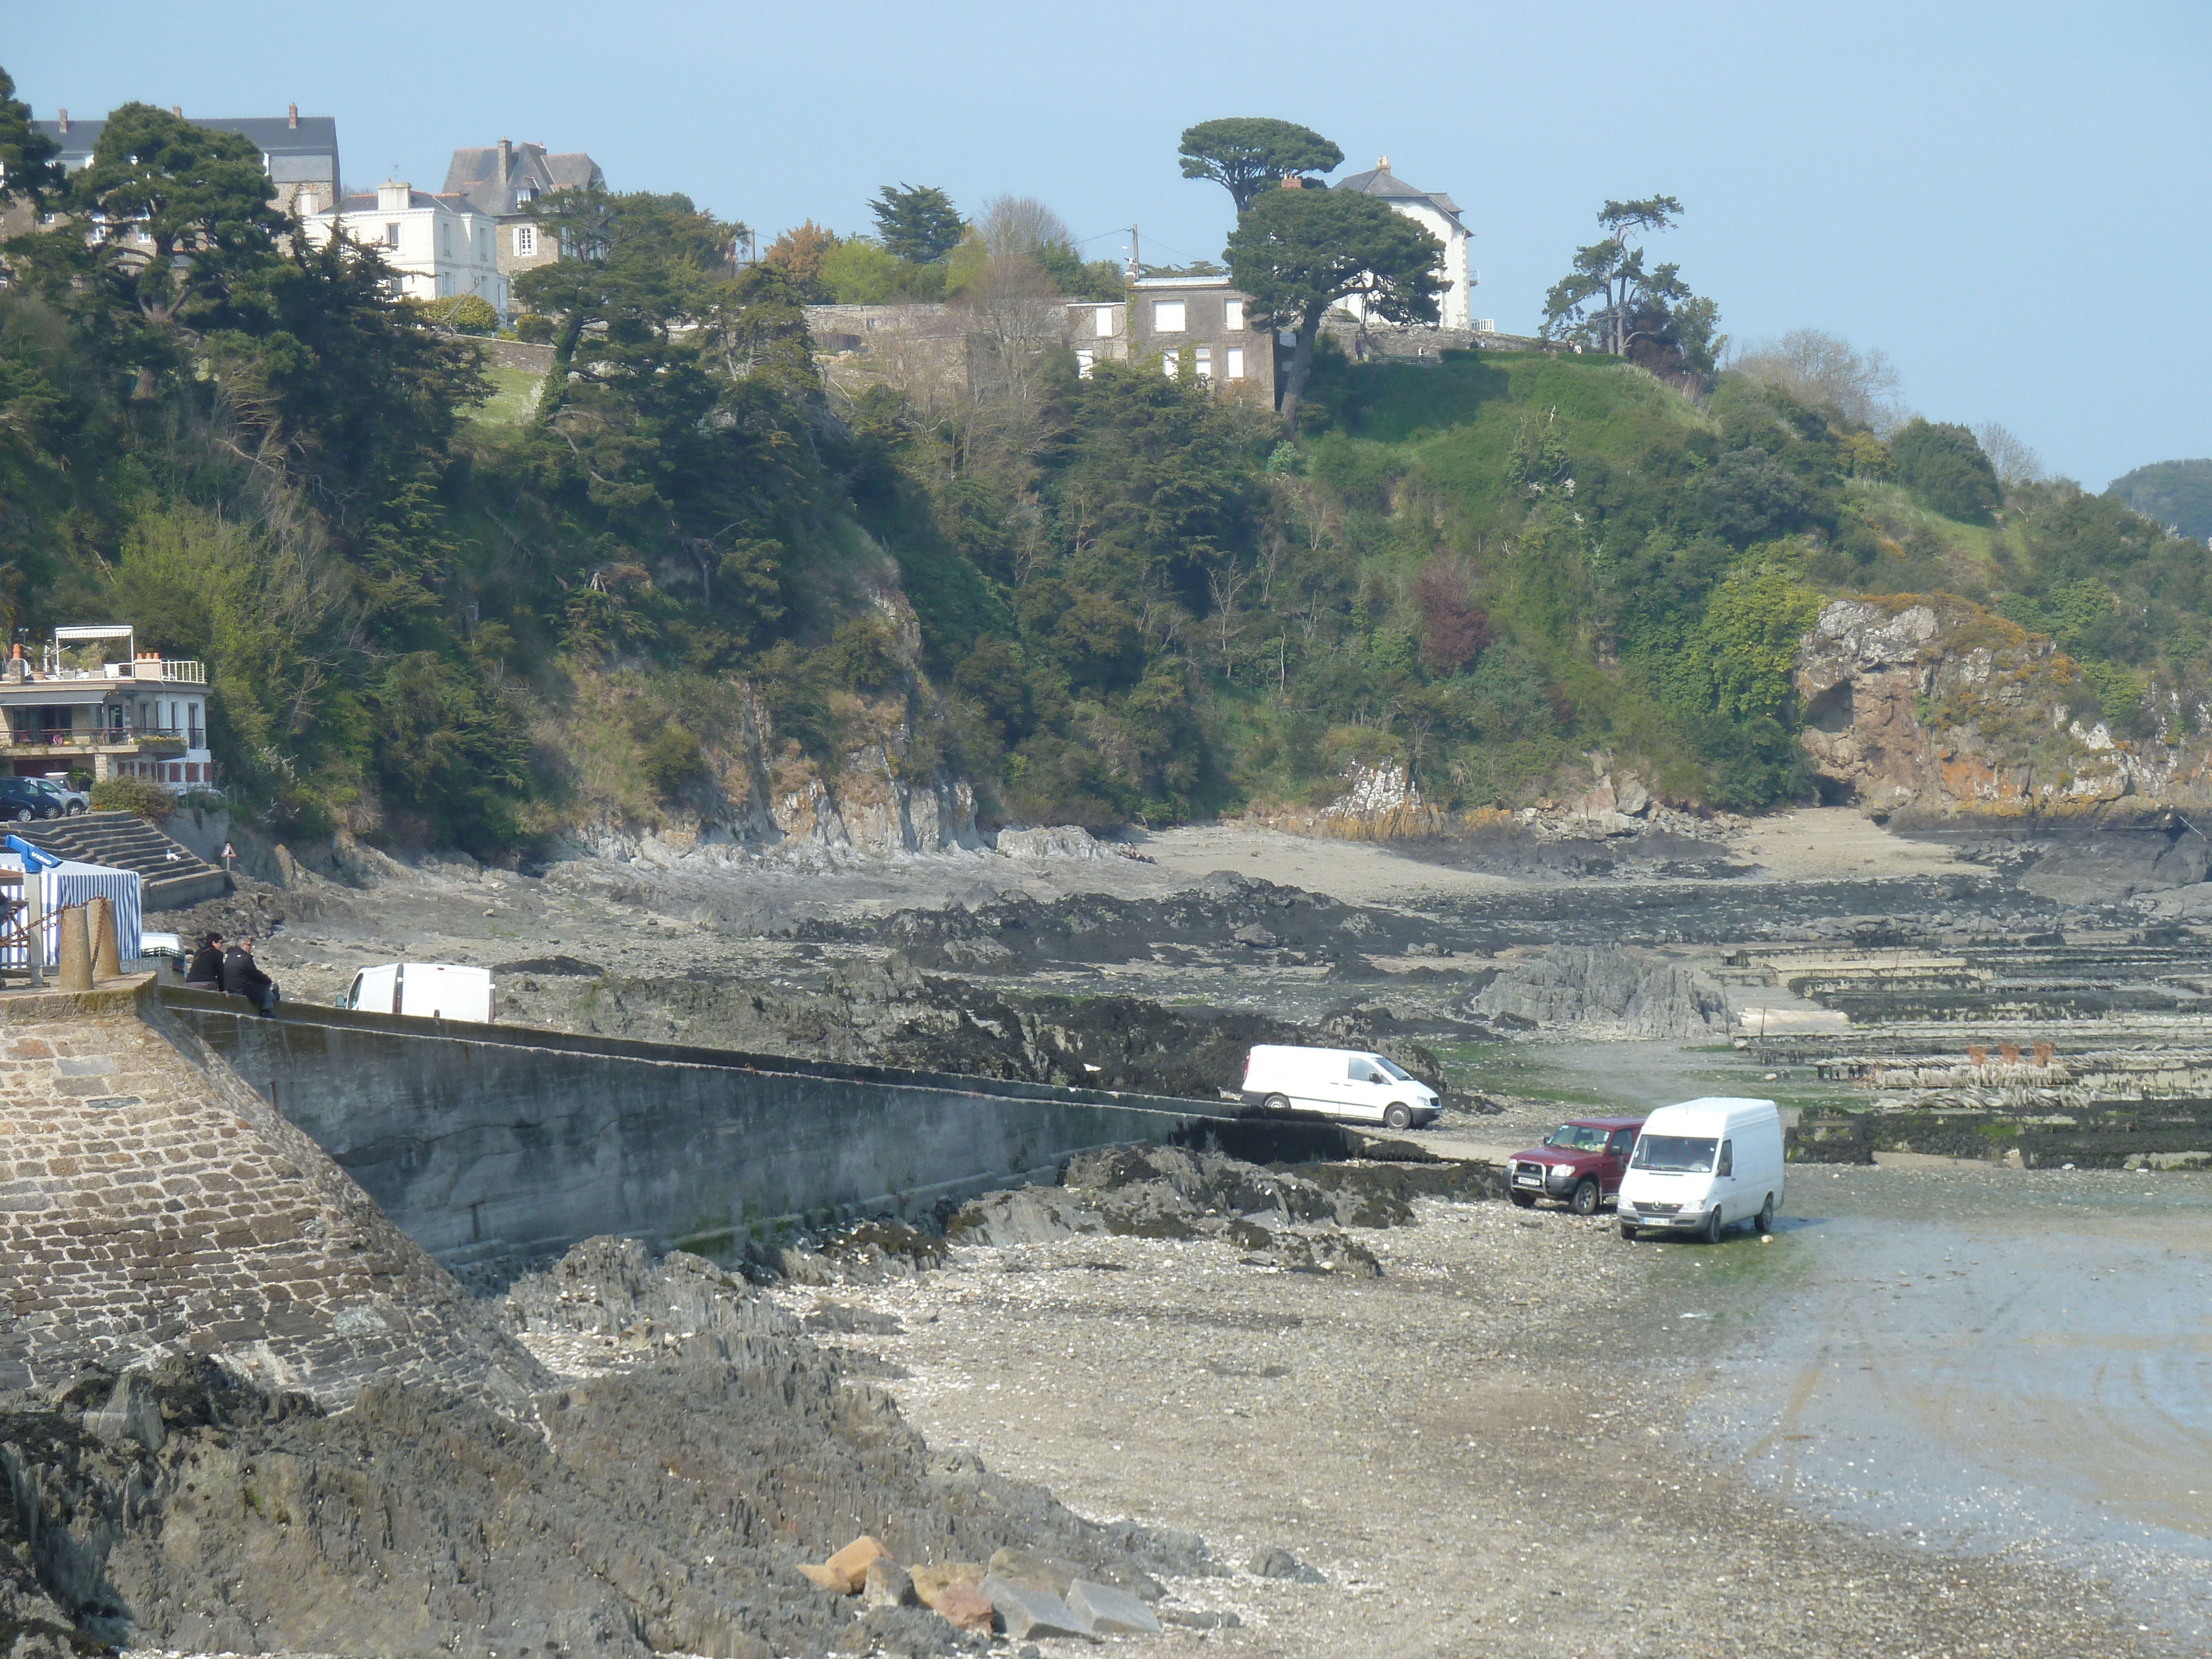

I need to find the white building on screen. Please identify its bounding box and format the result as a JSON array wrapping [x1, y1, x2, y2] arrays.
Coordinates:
[[301, 181, 507, 317], [1334, 157, 1477, 332], [0, 625, 214, 795]]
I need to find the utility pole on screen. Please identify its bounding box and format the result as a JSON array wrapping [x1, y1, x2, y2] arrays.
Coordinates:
[[1126, 223, 1140, 283]]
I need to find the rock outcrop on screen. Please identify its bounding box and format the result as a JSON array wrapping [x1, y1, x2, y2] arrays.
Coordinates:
[[1795, 596, 2212, 822], [1471, 946, 1730, 1038]]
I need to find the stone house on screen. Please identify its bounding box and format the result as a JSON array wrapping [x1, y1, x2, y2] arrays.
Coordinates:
[[1333, 156, 1477, 332], [301, 182, 507, 317], [28, 103, 339, 215], [441, 139, 604, 278], [1073, 275, 1277, 405]]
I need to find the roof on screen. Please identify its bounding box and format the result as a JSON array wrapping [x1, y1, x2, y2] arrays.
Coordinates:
[[1337, 163, 1467, 232], [32, 114, 338, 178], [1558, 1116, 1648, 1129], [1646, 1097, 1779, 1120], [322, 189, 479, 216], [1133, 274, 1237, 290], [442, 141, 603, 217]]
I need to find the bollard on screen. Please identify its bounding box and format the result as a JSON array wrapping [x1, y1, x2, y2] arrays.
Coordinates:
[[2032, 1040, 2053, 1066], [1999, 1041, 2020, 1064], [56, 904, 92, 991], [90, 895, 119, 981], [1967, 1045, 1986, 1066]]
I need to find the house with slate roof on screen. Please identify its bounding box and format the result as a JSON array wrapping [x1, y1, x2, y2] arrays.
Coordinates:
[[301, 182, 507, 317], [1334, 156, 1477, 332], [441, 139, 604, 278], [30, 103, 338, 215]]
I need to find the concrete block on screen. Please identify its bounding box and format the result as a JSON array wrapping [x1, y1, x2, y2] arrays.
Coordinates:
[[909, 1562, 984, 1609], [931, 1581, 994, 1632], [987, 1546, 1082, 1598], [1068, 1579, 1161, 1634], [980, 1573, 1093, 1640]]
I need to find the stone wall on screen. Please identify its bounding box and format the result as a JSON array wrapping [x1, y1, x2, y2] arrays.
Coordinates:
[[164, 992, 1243, 1286], [478, 338, 555, 374], [0, 979, 538, 1401]]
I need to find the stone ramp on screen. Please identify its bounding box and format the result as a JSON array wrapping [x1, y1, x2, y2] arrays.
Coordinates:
[[13, 810, 227, 910], [0, 977, 543, 1402]]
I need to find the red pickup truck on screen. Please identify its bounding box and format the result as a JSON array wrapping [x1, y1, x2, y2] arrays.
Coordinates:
[[1506, 1117, 1645, 1215]]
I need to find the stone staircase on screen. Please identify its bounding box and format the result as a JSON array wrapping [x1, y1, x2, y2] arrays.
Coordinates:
[[14, 810, 229, 910]]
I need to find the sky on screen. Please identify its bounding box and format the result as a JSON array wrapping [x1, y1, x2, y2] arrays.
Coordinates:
[[9, 1, 2206, 489]]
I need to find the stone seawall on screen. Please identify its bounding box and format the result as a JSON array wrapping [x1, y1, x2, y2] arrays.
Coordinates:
[[163, 991, 1244, 1285], [0, 978, 538, 1400]]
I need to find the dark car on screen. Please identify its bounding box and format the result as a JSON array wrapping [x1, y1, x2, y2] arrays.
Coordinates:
[[0, 778, 60, 822], [1506, 1116, 1645, 1215]]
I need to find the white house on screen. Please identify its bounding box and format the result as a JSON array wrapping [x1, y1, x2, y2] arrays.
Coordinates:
[[300, 181, 507, 318], [1334, 157, 1477, 332]]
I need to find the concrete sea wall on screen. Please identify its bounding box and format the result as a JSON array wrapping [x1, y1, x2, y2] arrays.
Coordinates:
[[163, 989, 1242, 1283]]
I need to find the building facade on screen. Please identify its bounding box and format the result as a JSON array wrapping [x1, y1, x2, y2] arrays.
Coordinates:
[[0, 627, 213, 792], [302, 182, 507, 316], [441, 139, 604, 278], [1334, 158, 1477, 332], [1070, 276, 1277, 405], [30, 105, 338, 215]]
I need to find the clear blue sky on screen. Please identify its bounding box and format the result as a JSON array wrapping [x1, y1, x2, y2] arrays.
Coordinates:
[[11, 1, 2206, 489]]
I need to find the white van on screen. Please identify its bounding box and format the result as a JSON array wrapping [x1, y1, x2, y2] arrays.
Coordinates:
[[1241, 1044, 1442, 1131], [340, 962, 495, 1023], [1616, 1097, 1785, 1243]]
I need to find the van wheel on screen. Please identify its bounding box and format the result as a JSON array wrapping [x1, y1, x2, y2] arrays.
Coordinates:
[[1702, 1208, 1725, 1245], [1384, 1102, 1413, 1131], [1510, 1190, 1536, 1208], [1569, 1178, 1600, 1216], [1263, 1093, 1290, 1113], [1757, 1194, 1775, 1235]]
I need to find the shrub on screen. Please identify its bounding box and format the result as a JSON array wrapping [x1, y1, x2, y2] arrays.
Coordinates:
[[425, 294, 499, 336], [639, 726, 706, 797], [512, 313, 555, 343], [89, 775, 175, 824], [1414, 556, 1493, 674], [1890, 419, 2000, 519], [821, 615, 905, 693]]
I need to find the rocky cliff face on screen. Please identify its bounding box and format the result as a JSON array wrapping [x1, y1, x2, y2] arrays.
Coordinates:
[[1796, 596, 2211, 822]]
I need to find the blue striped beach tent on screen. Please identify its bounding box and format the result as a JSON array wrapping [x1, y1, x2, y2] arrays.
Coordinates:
[[0, 843, 143, 967]]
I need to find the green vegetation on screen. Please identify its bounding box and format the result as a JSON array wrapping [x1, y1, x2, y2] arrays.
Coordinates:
[[2, 77, 2200, 860], [1177, 118, 1344, 210], [2108, 458, 2212, 540]]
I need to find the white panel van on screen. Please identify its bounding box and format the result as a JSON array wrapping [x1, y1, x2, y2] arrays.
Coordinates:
[[1616, 1097, 1785, 1243], [340, 962, 495, 1023], [1240, 1045, 1442, 1131]]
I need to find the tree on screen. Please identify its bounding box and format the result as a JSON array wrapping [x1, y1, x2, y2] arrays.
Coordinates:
[[1178, 118, 1343, 212], [763, 220, 837, 301], [1542, 196, 1704, 359], [868, 182, 963, 264], [0, 67, 64, 212], [1729, 330, 1900, 429], [2107, 458, 2212, 539], [1224, 185, 1443, 422], [1974, 421, 2045, 492], [1888, 418, 2000, 519]]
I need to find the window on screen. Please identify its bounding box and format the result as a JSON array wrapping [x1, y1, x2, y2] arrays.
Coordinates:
[[1161, 350, 1180, 378], [384, 222, 400, 248], [185, 763, 200, 783], [1193, 345, 1212, 379], [1093, 305, 1114, 337], [515, 224, 538, 258], [1225, 347, 1245, 380], [1152, 299, 1186, 332], [1608, 1130, 1636, 1159], [1348, 1059, 1380, 1083], [1718, 1139, 1735, 1177], [187, 702, 201, 748], [1075, 348, 1094, 380], [1224, 299, 1244, 330]]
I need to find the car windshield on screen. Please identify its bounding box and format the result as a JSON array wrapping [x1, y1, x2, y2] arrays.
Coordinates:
[[1373, 1056, 1413, 1082], [1632, 1134, 1720, 1172], [1543, 1123, 1612, 1152]]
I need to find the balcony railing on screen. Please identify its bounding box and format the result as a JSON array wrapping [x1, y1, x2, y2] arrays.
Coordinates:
[[4, 658, 208, 686], [2, 724, 192, 750]]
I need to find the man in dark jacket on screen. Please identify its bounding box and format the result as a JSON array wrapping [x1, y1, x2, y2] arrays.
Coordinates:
[[182, 932, 224, 988], [221, 936, 279, 1015]]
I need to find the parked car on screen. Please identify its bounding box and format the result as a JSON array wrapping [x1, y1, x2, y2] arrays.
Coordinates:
[[1506, 1117, 1645, 1214], [0, 778, 60, 821], [1616, 1097, 1786, 1243], [26, 777, 88, 815], [340, 962, 496, 1023], [1240, 1044, 1442, 1131]]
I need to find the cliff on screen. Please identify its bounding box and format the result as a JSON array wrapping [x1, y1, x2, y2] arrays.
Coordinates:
[[1796, 596, 2212, 824]]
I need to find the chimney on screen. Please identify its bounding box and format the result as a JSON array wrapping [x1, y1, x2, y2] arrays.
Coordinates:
[[1280, 173, 1303, 190], [288, 102, 298, 129], [498, 137, 512, 186], [377, 180, 411, 212], [1377, 155, 1390, 170], [56, 108, 66, 134]]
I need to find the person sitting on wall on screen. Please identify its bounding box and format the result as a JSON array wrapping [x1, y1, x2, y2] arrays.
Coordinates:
[[221, 935, 280, 1016], [183, 931, 225, 988]]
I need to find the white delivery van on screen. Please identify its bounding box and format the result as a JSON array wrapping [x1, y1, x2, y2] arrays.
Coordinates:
[[1616, 1096, 1785, 1243], [340, 962, 495, 1023], [1241, 1045, 1442, 1131]]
